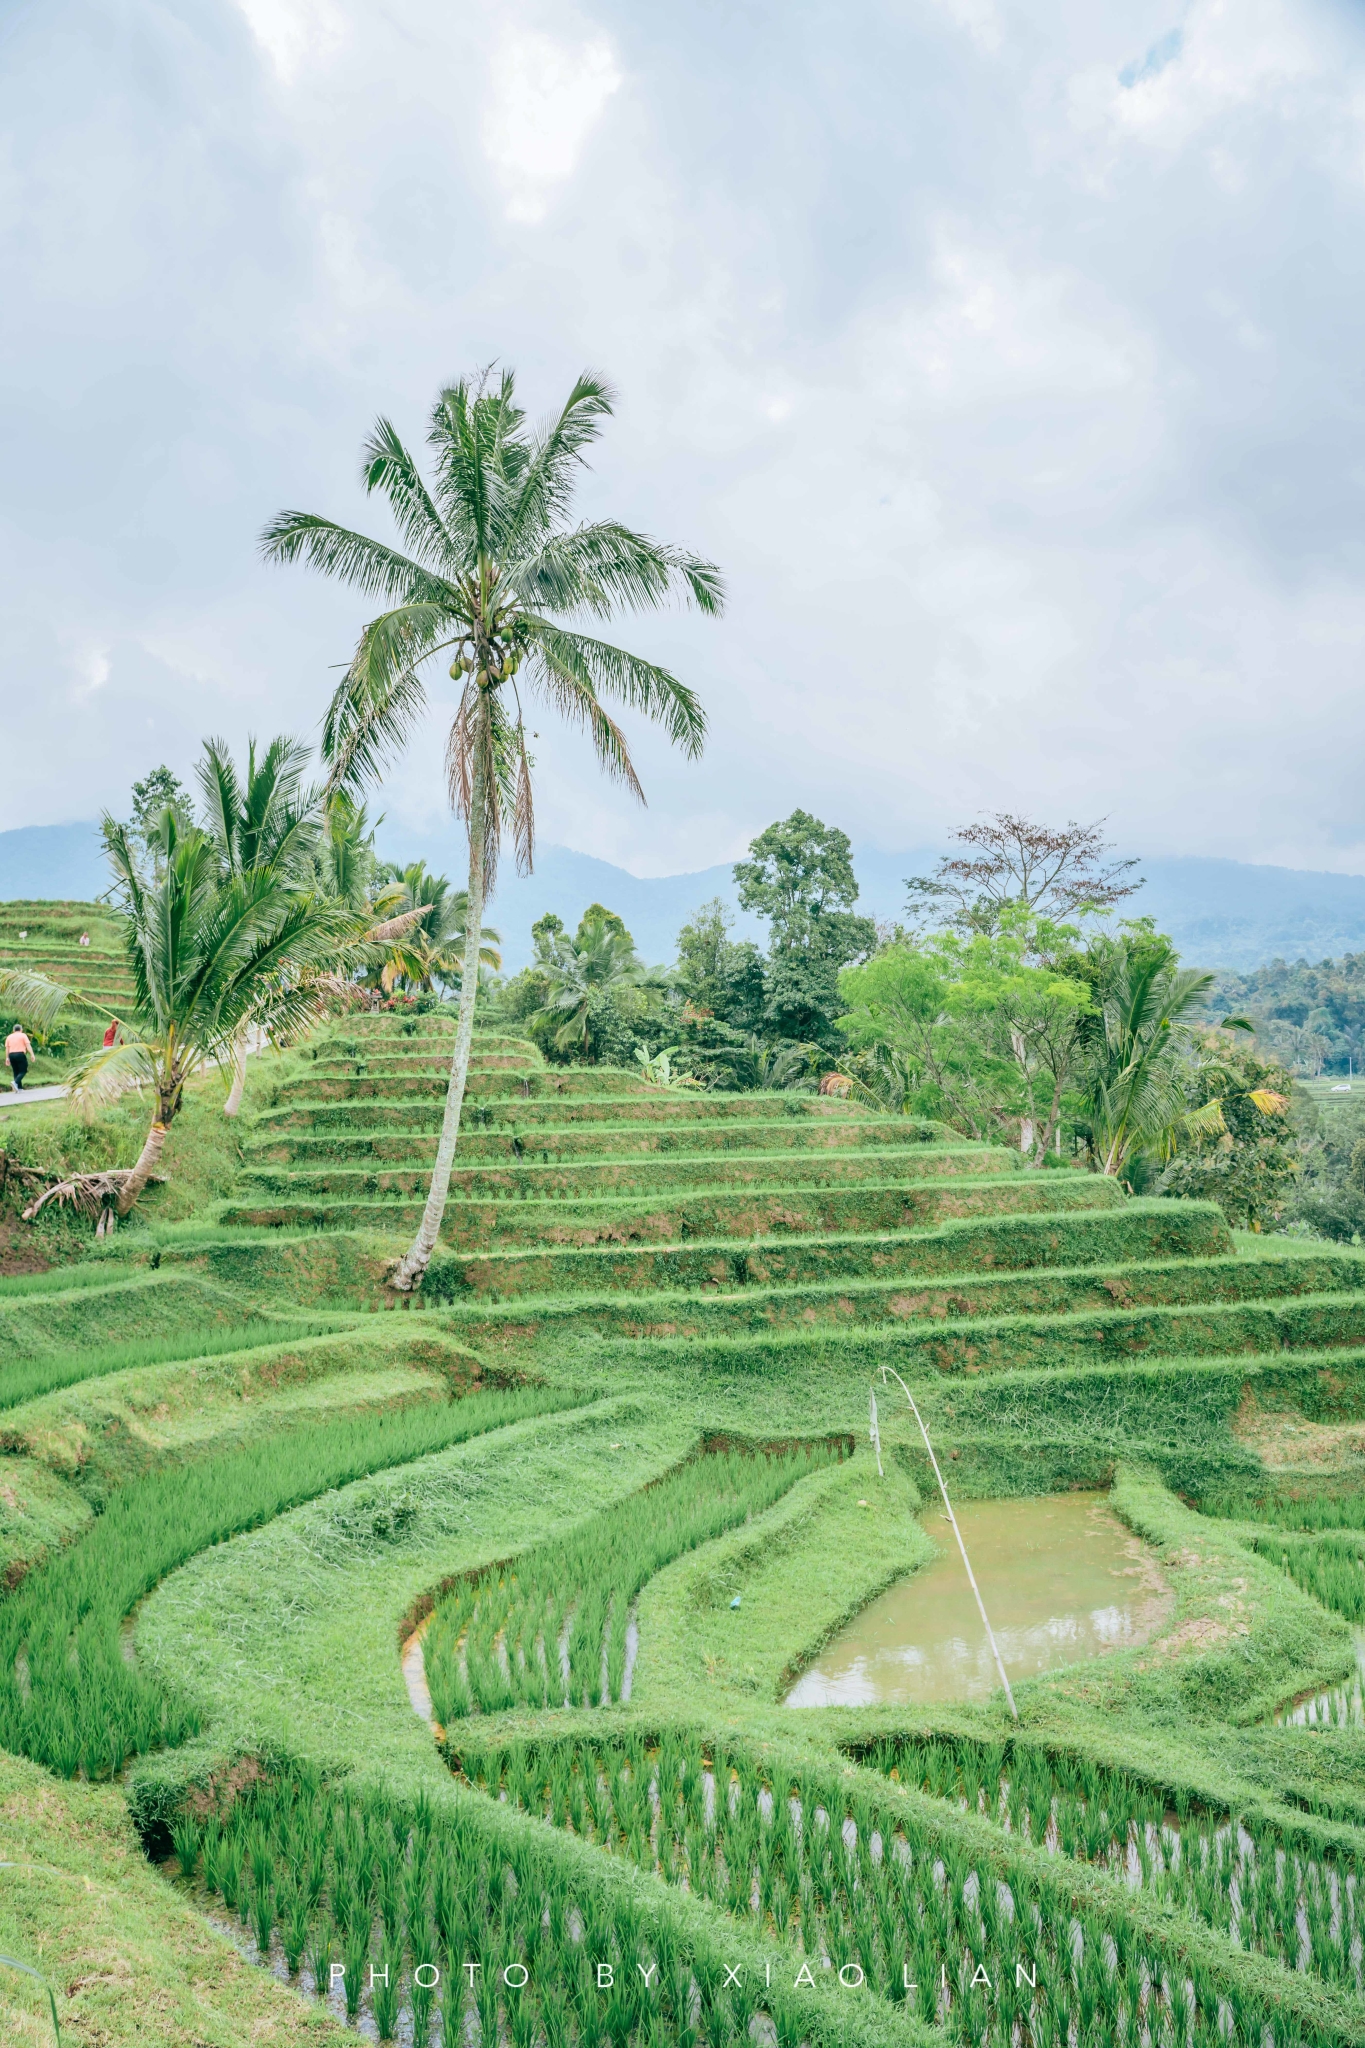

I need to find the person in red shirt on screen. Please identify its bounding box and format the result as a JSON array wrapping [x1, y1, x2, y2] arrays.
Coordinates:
[[103, 1018, 119, 1049]]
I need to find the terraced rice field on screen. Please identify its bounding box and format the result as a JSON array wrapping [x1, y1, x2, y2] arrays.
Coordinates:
[[6, 1009, 1365, 2045], [0, 899, 137, 1017]]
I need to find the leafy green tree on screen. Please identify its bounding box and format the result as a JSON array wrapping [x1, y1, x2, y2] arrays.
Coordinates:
[[368, 863, 501, 996], [1160, 1037, 1298, 1228], [734, 812, 875, 1044], [675, 898, 766, 1033], [1072, 922, 1215, 1178], [837, 914, 1091, 1151], [128, 765, 192, 848], [263, 368, 721, 1292], [312, 791, 380, 910]]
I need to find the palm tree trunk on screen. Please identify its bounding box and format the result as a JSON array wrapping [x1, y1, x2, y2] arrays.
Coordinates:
[[114, 1117, 169, 1217], [223, 1028, 248, 1117], [391, 754, 487, 1294]]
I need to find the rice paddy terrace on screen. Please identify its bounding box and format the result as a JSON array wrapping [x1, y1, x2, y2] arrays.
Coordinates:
[[0, 899, 136, 1018], [7, 1009, 1365, 2045]]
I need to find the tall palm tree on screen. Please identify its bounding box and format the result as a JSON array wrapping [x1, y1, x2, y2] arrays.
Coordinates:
[[262, 368, 723, 1291], [61, 809, 345, 1227], [195, 734, 320, 1115]]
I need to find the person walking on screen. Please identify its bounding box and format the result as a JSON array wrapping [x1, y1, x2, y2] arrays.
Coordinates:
[[5, 1025, 34, 1091]]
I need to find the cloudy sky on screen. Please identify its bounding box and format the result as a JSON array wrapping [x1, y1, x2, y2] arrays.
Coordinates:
[[4, 0, 1365, 878]]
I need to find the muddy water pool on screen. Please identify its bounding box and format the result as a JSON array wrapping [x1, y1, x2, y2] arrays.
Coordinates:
[[785, 1491, 1169, 1709]]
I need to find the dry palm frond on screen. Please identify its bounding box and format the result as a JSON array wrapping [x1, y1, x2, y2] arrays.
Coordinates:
[[22, 1167, 165, 1224]]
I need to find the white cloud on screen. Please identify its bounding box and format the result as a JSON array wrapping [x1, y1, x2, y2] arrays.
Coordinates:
[[233, 0, 348, 84], [481, 28, 622, 223]]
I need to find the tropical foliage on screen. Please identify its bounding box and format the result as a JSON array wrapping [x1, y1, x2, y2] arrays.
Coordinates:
[[52, 809, 343, 1225], [263, 366, 722, 1289], [366, 862, 501, 996]]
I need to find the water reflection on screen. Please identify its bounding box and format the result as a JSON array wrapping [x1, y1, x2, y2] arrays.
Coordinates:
[[786, 1492, 1169, 1708]]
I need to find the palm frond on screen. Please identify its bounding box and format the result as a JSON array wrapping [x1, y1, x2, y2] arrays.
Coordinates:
[[0, 967, 69, 1033], [1248, 1088, 1288, 1115], [514, 521, 725, 620], [258, 513, 456, 606], [1183, 1098, 1228, 1141], [195, 736, 242, 865], [322, 607, 453, 794], [360, 417, 467, 571], [528, 621, 707, 758], [65, 1038, 157, 1113], [501, 372, 616, 554], [530, 660, 645, 801]]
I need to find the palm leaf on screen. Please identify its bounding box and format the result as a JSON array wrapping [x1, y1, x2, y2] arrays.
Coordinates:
[[515, 520, 724, 618], [258, 513, 454, 606], [360, 417, 466, 570], [527, 621, 706, 757], [322, 607, 453, 794], [63, 1038, 157, 1114], [0, 969, 69, 1034]]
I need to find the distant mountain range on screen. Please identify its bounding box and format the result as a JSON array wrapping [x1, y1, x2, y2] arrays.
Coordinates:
[[7, 820, 1365, 975]]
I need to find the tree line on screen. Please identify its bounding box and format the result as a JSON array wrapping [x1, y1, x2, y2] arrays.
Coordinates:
[[0, 364, 1326, 1265]]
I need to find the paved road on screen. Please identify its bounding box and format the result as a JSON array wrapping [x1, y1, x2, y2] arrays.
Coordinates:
[[0, 1084, 69, 1110]]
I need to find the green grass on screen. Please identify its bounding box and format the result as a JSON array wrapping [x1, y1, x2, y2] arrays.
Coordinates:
[[0, 1750, 351, 2048], [0, 1383, 587, 1780], [633, 1454, 935, 1706], [0, 1316, 347, 1411], [11, 1004, 1365, 2047], [423, 1437, 845, 1719]]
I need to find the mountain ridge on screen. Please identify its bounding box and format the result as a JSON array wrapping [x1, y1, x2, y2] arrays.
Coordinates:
[[5, 820, 1365, 974]]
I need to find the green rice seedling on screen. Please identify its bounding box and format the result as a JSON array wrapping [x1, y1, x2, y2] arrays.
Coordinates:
[[280, 1877, 310, 1975], [170, 1812, 200, 1879], [475, 1964, 500, 2048], [0, 1381, 580, 1780], [372, 1937, 402, 2041], [341, 1913, 370, 2020], [425, 1439, 841, 1722], [218, 1835, 243, 1913], [439, 1979, 465, 2048], [199, 1819, 223, 1897], [306, 1920, 332, 1998], [0, 1317, 345, 1412], [248, 1879, 274, 1957]]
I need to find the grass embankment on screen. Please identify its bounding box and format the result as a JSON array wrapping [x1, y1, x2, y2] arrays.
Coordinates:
[[0, 1751, 350, 2047], [10, 1010, 1365, 2046], [633, 1454, 934, 1705]]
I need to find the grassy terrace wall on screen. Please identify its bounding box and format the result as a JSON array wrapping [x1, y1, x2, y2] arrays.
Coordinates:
[[4, 1010, 1365, 2046]]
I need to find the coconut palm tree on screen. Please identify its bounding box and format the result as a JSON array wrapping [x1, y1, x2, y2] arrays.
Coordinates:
[[532, 903, 663, 1056], [370, 863, 501, 996], [52, 809, 345, 1228], [1081, 929, 1215, 1178], [262, 368, 723, 1291], [196, 733, 320, 1115]]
